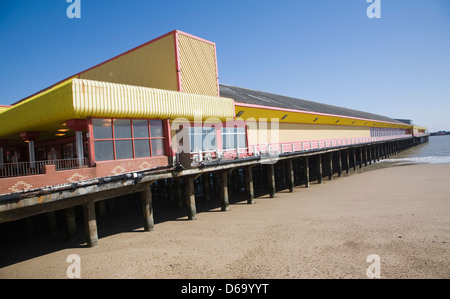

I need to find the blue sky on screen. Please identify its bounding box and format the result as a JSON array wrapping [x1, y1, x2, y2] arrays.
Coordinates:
[[1, 0, 449, 131]]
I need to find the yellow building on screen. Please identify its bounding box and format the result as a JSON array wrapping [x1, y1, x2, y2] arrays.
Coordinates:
[[0, 30, 427, 195]]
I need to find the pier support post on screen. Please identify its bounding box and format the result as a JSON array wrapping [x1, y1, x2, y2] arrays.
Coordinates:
[[83, 201, 98, 247], [140, 186, 154, 232], [328, 152, 333, 180], [377, 145, 380, 162], [203, 174, 211, 203], [266, 163, 276, 198], [65, 207, 77, 241], [294, 159, 299, 186], [304, 157, 310, 188], [96, 200, 106, 223], [175, 179, 183, 208], [359, 147, 363, 169], [185, 176, 197, 220], [346, 149, 350, 174], [286, 159, 295, 192], [244, 166, 255, 204], [220, 171, 230, 211], [338, 151, 343, 177], [353, 148, 357, 171], [364, 146, 368, 166], [47, 212, 57, 237], [317, 155, 323, 184]]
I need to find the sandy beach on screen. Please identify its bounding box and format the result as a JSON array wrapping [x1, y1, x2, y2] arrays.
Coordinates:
[[1, 163, 449, 279]]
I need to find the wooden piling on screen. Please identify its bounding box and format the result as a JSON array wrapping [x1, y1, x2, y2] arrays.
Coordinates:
[[359, 147, 363, 169], [317, 155, 323, 184], [83, 201, 98, 247], [266, 163, 276, 198], [96, 200, 106, 223], [377, 145, 380, 161], [140, 186, 154, 232], [185, 176, 197, 220], [346, 149, 350, 174], [286, 159, 295, 192], [203, 173, 211, 202], [175, 179, 183, 208], [304, 157, 310, 188], [167, 179, 174, 201], [338, 151, 343, 177], [66, 207, 77, 241], [47, 211, 57, 237], [244, 166, 255, 204], [364, 146, 368, 166], [220, 171, 230, 211], [328, 152, 333, 180]]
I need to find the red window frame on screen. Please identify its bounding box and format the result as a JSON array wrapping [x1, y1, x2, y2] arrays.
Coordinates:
[[90, 118, 167, 162]]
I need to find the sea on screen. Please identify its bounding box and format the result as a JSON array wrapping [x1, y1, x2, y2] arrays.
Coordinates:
[[379, 135, 450, 166]]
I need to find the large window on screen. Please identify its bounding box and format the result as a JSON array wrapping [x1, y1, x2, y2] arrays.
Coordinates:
[[189, 126, 217, 152], [93, 119, 166, 162], [222, 127, 246, 150], [370, 127, 408, 137]]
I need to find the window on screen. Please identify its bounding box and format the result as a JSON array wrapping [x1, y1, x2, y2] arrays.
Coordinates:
[[92, 118, 166, 162], [222, 126, 246, 150], [189, 126, 217, 152]]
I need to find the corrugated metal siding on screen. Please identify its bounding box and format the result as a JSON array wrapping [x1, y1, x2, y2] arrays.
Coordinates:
[[0, 79, 75, 138], [0, 79, 235, 141], [80, 34, 178, 92], [72, 79, 234, 121], [178, 33, 219, 97]]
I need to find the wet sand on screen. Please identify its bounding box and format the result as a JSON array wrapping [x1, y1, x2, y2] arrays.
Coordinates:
[[1, 163, 449, 279]]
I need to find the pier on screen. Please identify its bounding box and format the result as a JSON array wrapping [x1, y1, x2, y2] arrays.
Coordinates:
[[0, 136, 428, 248]]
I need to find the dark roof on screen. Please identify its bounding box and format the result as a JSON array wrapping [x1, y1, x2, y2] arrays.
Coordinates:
[[219, 84, 404, 124]]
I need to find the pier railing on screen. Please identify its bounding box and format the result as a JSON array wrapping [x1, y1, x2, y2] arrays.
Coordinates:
[[0, 158, 89, 178], [190, 135, 414, 165]]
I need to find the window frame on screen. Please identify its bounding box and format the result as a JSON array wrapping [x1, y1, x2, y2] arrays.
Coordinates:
[[91, 118, 166, 162]]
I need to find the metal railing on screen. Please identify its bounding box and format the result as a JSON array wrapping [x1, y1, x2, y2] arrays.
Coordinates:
[[189, 135, 413, 165], [0, 158, 89, 178]]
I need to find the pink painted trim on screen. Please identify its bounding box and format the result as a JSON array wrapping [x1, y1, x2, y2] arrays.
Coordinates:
[[87, 117, 95, 167], [163, 119, 173, 157], [235, 102, 411, 128], [214, 43, 220, 97], [174, 31, 183, 92]]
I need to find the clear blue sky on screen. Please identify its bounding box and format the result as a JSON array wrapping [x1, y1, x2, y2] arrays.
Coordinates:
[[1, 0, 449, 131]]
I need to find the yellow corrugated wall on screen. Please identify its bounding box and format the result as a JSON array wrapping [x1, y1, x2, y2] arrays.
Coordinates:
[[0, 79, 75, 139], [72, 79, 234, 121], [0, 79, 235, 141], [80, 34, 178, 91], [178, 33, 219, 97]]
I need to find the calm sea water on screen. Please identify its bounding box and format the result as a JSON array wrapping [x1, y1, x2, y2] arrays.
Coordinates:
[[380, 135, 450, 165]]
